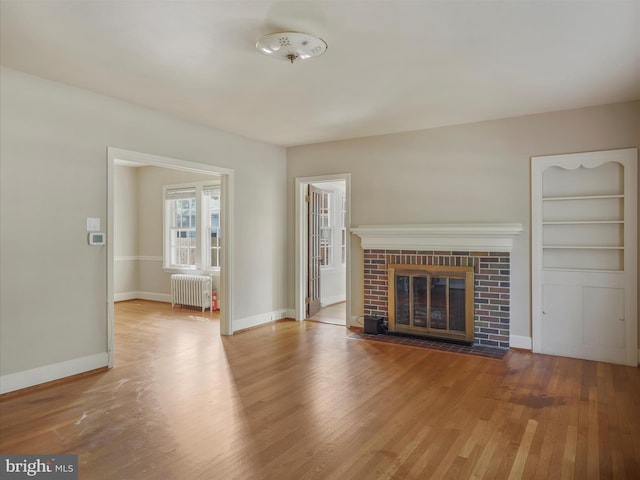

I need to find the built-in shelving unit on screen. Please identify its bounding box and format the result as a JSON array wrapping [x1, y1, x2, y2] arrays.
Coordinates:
[[531, 148, 637, 366], [540, 163, 625, 271]]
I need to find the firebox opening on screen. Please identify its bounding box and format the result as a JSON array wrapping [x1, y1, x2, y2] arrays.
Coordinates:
[[388, 264, 474, 344]]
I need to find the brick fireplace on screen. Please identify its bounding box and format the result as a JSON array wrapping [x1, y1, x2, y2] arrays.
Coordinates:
[[351, 224, 523, 348]]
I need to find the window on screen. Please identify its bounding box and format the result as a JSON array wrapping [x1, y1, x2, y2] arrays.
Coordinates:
[[317, 188, 347, 269], [203, 186, 221, 269], [164, 182, 221, 271], [166, 188, 197, 267], [320, 192, 332, 267]]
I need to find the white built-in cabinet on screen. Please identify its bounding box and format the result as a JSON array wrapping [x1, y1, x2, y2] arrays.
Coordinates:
[[531, 148, 637, 366]]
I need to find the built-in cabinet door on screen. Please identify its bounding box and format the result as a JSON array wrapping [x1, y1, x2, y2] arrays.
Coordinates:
[[541, 271, 626, 363], [532, 148, 637, 366]]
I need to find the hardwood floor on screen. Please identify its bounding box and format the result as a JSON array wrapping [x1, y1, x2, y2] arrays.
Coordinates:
[[1, 300, 639, 479], [308, 301, 346, 326]]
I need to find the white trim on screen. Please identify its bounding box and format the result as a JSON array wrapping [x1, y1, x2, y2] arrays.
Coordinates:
[[509, 335, 532, 350], [114, 291, 139, 302], [233, 313, 271, 332], [138, 256, 163, 261], [114, 256, 138, 262], [295, 174, 352, 324], [351, 224, 523, 252], [107, 151, 115, 367], [112, 148, 233, 176], [114, 255, 163, 262], [273, 309, 289, 321], [0, 353, 108, 394], [295, 180, 306, 322], [138, 292, 172, 303], [115, 292, 213, 305], [233, 309, 289, 332]]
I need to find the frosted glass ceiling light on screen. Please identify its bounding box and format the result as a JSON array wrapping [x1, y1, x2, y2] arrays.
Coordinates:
[[256, 32, 327, 64]]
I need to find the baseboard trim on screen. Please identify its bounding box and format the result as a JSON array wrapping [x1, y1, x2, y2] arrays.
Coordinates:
[[138, 292, 172, 303], [114, 292, 171, 303], [233, 313, 272, 332], [0, 367, 108, 398], [233, 309, 291, 333], [114, 291, 139, 302], [509, 335, 532, 350], [0, 352, 109, 394]]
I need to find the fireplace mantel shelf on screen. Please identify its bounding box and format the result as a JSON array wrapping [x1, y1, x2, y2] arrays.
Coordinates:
[[351, 224, 523, 252]]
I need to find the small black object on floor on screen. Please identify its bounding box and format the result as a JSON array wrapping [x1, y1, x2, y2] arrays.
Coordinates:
[[363, 315, 386, 334]]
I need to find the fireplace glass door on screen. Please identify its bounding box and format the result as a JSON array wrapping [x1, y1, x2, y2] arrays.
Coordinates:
[[388, 265, 474, 343]]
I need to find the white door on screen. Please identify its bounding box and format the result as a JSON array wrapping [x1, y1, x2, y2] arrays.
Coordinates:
[[532, 148, 637, 366]]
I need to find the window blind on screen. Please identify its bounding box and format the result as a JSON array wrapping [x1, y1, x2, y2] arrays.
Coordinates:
[[202, 186, 220, 197], [165, 187, 196, 200]]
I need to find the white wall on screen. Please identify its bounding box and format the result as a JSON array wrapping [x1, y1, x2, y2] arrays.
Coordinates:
[[114, 165, 139, 299], [286, 101, 640, 345], [0, 67, 287, 390]]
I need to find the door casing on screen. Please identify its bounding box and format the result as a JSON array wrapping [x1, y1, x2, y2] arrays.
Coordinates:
[[295, 174, 351, 323], [107, 147, 235, 368]]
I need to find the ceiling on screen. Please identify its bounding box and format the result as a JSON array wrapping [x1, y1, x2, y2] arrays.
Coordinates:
[[1, 1, 639, 147]]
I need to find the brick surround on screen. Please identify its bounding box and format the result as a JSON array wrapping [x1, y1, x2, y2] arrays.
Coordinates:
[[363, 249, 511, 348]]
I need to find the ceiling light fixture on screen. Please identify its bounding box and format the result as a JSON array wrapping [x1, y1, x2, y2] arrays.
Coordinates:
[[256, 32, 327, 64]]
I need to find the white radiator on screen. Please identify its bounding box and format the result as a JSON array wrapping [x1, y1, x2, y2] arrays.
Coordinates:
[[170, 274, 212, 312]]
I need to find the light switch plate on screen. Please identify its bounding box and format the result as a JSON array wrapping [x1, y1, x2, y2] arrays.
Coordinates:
[[87, 217, 101, 232]]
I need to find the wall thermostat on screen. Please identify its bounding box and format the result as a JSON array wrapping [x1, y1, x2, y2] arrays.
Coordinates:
[[88, 232, 106, 246]]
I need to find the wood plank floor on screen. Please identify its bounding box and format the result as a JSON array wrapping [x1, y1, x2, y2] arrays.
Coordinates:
[[1, 300, 639, 479], [308, 301, 346, 326]]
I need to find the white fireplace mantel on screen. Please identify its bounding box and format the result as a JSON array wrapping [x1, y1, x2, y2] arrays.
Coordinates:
[[351, 224, 523, 252]]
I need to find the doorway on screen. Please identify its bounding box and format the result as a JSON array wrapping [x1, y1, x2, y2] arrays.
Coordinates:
[[107, 148, 235, 368], [295, 174, 351, 326]]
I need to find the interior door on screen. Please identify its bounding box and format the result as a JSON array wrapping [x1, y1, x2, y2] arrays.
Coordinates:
[[307, 185, 322, 318], [531, 148, 637, 366]]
